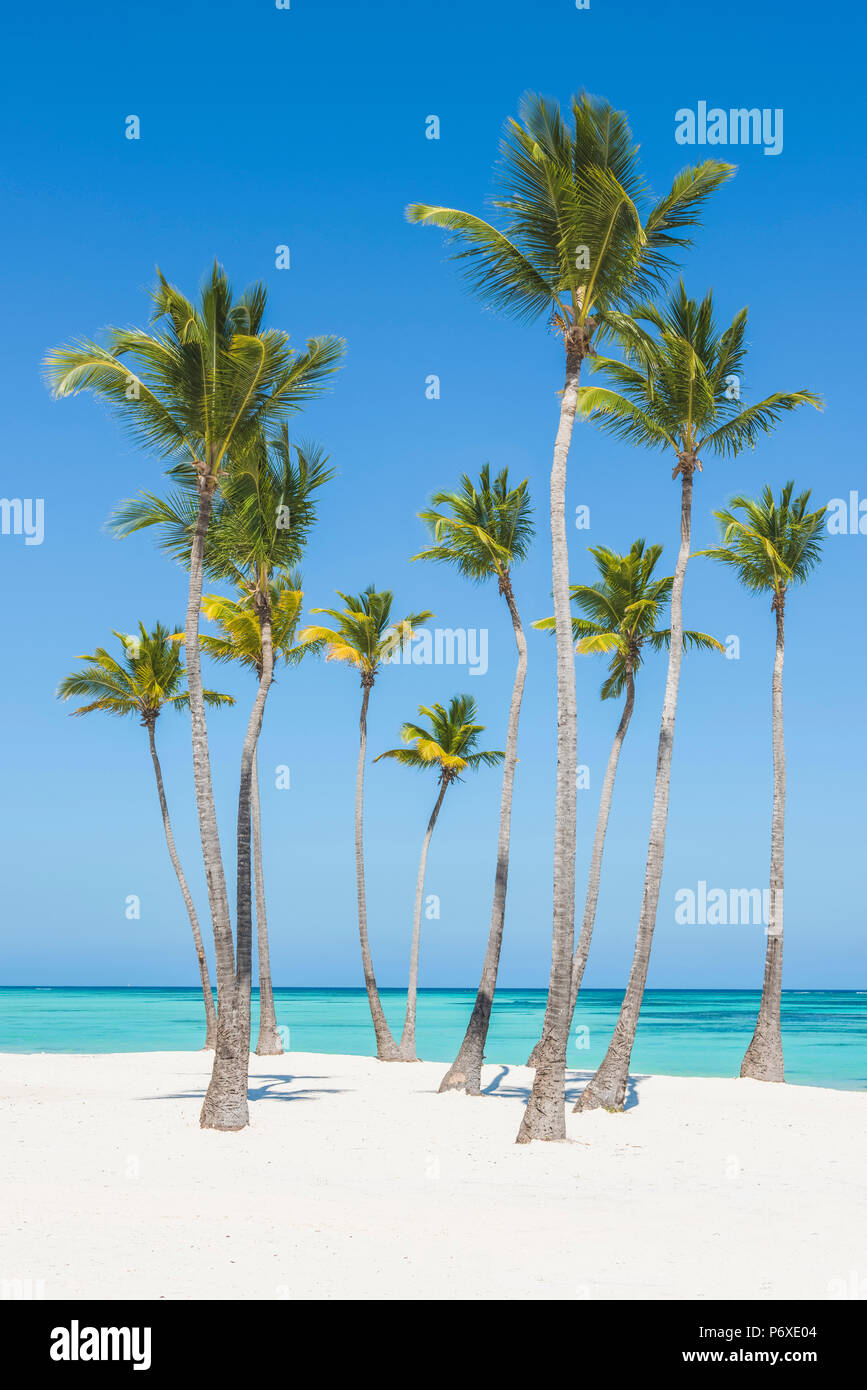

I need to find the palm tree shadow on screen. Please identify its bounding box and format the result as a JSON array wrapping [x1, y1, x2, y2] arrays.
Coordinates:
[[138, 1072, 348, 1105], [481, 1065, 646, 1110]]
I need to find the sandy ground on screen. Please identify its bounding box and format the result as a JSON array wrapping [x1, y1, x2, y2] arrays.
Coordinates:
[[1, 1050, 864, 1301]]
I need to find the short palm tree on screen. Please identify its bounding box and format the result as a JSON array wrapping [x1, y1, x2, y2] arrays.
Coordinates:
[[411, 465, 533, 1093], [46, 264, 344, 1131], [696, 483, 826, 1082], [57, 623, 233, 1047], [114, 430, 333, 1062], [298, 587, 432, 1060], [574, 284, 821, 1114], [374, 696, 504, 1062], [526, 540, 722, 1066], [409, 91, 734, 1143], [199, 576, 308, 1056]]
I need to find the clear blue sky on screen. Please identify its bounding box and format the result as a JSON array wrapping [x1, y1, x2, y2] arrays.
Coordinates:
[[1, 0, 864, 988]]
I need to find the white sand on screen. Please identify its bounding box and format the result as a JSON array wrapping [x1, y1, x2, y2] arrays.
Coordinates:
[[1, 1050, 864, 1301]]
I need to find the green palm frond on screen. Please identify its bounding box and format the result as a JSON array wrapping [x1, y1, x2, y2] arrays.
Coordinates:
[[58, 621, 233, 722], [695, 481, 826, 599], [374, 693, 504, 783], [413, 464, 534, 583], [298, 586, 433, 680]]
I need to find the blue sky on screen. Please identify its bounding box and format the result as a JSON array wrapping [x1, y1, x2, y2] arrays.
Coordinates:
[[1, 0, 864, 989]]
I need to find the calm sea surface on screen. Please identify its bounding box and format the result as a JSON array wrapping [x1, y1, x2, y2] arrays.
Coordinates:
[[0, 987, 864, 1090]]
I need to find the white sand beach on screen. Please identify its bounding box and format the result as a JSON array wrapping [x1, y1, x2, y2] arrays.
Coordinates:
[[1, 1050, 864, 1301]]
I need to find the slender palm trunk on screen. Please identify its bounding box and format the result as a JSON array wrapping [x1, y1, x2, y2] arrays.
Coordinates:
[[356, 680, 400, 1060], [440, 581, 527, 1093], [517, 342, 583, 1143], [146, 720, 217, 1048], [740, 599, 786, 1081], [253, 749, 283, 1056], [181, 480, 243, 1131], [527, 672, 635, 1067], [576, 465, 695, 1113], [399, 780, 449, 1062]]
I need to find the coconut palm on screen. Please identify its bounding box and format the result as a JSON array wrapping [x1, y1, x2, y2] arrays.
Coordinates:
[[573, 285, 821, 1114], [374, 696, 504, 1062], [199, 577, 309, 1055], [298, 588, 433, 1059], [114, 431, 333, 1060], [409, 91, 734, 1142], [45, 263, 344, 1131], [57, 623, 233, 1047], [526, 540, 723, 1067], [410, 466, 533, 1093], [695, 483, 825, 1082]]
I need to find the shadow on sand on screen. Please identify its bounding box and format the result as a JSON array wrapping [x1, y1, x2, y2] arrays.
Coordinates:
[[480, 1065, 646, 1111], [139, 1072, 348, 1105]]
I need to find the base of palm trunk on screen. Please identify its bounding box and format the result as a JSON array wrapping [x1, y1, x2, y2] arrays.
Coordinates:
[[740, 1026, 784, 1083], [516, 1050, 567, 1142], [397, 1042, 419, 1062], [200, 1011, 251, 1130], [254, 1030, 284, 1056], [574, 1057, 628, 1113], [438, 1050, 483, 1095]]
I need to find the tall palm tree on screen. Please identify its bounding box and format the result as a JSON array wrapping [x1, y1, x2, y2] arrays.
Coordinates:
[[409, 92, 734, 1142], [57, 623, 233, 1047], [573, 285, 821, 1114], [46, 264, 344, 1131], [374, 696, 504, 1062], [526, 540, 723, 1066], [410, 466, 533, 1093], [298, 587, 432, 1060], [114, 431, 333, 1061], [696, 484, 825, 1082], [199, 578, 309, 1055]]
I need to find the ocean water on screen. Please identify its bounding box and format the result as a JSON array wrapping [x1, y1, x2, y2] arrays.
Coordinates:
[[0, 987, 864, 1090]]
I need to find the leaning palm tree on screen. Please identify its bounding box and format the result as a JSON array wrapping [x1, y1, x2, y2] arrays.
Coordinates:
[[298, 588, 432, 1060], [573, 285, 821, 1114], [114, 430, 333, 1061], [46, 263, 344, 1131], [199, 577, 309, 1055], [374, 695, 504, 1062], [410, 466, 533, 1093], [526, 540, 723, 1067], [57, 623, 233, 1047], [409, 91, 734, 1142], [695, 484, 825, 1082]]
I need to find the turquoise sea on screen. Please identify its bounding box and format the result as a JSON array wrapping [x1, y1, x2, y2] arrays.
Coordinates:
[[0, 987, 864, 1090]]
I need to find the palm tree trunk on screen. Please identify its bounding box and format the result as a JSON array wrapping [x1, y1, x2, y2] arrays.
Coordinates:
[[440, 580, 527, 1093], [204, 606, 277, 1129], [356, 680, 400, 1060], [252, 749, 283, 1056], [517, 342, 583, 1143], [399, 780, 449, 1062], [576, 465, 695, 1114], [740, 600, 786, 1081], [146, 720, 217, 1049], [527, 672, 635, 1067], [181, 479, 244, 1132]]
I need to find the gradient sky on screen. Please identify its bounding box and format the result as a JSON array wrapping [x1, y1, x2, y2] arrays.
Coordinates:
[[1, 0, 864, 989]]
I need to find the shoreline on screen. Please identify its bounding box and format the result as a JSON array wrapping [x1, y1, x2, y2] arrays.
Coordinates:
[[2, 1050, 865, 1300]]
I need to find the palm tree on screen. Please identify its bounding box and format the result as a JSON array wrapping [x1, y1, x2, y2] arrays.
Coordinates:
[[298, 588, 432, 1060], [114, 430, 333, 1061], [410, 466, 533, 1093], [573, 285, 821, 1114], [199, 578, 309, 1055], [526, 540, 723, 1066], [45, 264, 344, 1131], [695, 484, 825, 1082], [57, 623, 233, 1047], [408, 91, 734, 1142], [374, 696, 504, 1062]]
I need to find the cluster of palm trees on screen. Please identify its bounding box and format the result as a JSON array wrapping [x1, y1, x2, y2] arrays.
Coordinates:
[[47, 89, 826, 1140]]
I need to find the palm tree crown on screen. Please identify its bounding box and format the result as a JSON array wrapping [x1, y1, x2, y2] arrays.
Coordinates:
[[408, 92, 734, 349], [375, 695, 504, 784], [534, 539, 723, 698], [57, 622, 233, 724], [697, 482, 826, 607], [299, 586, 433, 686], [577, 282, 822, 469], [413, 464, 533, 590], [199, 576, 307, 679]]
